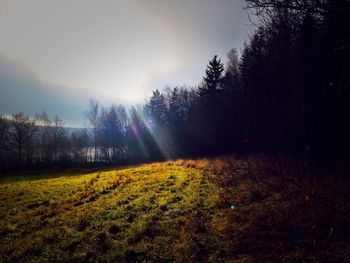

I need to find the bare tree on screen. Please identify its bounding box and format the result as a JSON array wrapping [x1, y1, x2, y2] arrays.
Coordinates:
[[35, 110, 53, 162], [0, 115, 10, 159], [226, 48, 240, 76], [10, 113, 37, 165], [71, 129, 89, 163], [52, 114, 68, 161], [246, 0, 328, 17], [85, 99, 99, 162]]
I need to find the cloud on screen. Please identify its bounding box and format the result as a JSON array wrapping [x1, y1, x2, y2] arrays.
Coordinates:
[[136, 0, 251, 91], [0, 54, 91, 127], [0, 0, 253, 126]]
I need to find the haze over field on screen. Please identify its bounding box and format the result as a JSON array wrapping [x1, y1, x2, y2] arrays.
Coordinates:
[[0, 0, 249, 126]]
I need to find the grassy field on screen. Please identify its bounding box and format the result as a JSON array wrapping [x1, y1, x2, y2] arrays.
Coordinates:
[[0, 157, 349, 262]]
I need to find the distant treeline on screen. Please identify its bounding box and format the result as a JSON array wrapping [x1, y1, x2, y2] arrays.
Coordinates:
[[0, 0, 349, 173]]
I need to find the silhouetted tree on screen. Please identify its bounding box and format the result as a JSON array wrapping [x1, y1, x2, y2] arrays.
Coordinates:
[[220, 48, 242, 151], [126, 106, 151, 162], [52, 114, 68, 162], [85, 99, 99, 162], [35, 110, 53, 162], [71, 129, 89, 163], [198, 55, 224, 101], [243, 0, 350, 170], [99, 105, 126, 162], [224, 48, 240, 93], [146, 89, 168, 126], [0, 115, 9, 160], [10, 113, 37, 165]]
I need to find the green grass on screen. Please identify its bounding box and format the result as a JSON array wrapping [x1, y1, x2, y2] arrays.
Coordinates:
[[0, 160, 220, 262], [1, 157, 349, 262]]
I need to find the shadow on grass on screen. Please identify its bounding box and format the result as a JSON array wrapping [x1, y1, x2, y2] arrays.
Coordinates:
[[0, 164, 141, 184]]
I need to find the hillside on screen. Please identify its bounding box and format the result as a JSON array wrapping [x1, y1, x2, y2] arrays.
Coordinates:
[[0, 157, 349, 262]]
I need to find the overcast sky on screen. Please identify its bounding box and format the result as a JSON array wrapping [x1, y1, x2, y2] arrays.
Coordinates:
[[0, 0, 252, 126]]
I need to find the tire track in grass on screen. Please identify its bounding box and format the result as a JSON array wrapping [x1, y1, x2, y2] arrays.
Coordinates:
[[100, 165, 205, 261], [173, 166, 219, 262]]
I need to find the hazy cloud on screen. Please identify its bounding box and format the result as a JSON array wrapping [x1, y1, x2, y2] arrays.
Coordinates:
[[0, 54, 91, 127], [0, 0, 251, 125]]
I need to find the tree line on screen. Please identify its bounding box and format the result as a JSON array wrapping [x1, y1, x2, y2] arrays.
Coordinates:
[[1, 0, 349, 174]]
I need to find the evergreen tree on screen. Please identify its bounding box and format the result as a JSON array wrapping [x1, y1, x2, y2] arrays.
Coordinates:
[[146, 89, 168, 126], [145, 90, 172, 160], [198, 55, 224, 100]]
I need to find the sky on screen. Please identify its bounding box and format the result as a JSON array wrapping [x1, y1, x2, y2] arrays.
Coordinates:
[[0, 0, 252, 127]]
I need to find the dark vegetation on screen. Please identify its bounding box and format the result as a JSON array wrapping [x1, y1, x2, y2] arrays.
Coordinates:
[[1, 1, 350, 261]]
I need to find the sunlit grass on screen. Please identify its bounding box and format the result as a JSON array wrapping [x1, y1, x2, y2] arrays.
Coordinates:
[[1, 157, 349, 262], [0, 160, 220, 262]]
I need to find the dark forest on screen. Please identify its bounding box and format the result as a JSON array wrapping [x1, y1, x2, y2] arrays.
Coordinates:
[[1, 0, 349, 175], [1, 1, 350, 262]]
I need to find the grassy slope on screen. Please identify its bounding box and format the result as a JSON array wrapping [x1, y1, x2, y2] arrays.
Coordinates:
[[0, 157, 349, 262], [0, 160, 219, 262]]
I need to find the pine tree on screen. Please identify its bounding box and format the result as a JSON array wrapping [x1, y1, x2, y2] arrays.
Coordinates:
[[146, 89, 168, 126], [198, 55, 224, 100]]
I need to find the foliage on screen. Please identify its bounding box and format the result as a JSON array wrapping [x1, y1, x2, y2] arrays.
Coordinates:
[[198, 55, 224, 100]]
